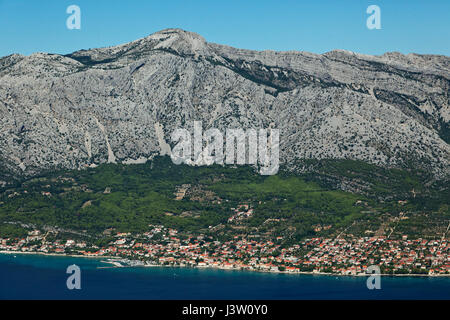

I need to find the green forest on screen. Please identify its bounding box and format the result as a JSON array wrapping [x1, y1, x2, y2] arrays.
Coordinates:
[[0, 156, 448, 241]]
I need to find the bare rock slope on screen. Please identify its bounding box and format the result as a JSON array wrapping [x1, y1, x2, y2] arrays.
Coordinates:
[[0, 28, 448, 183]]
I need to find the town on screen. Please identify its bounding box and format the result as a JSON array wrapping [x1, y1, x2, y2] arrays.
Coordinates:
[[1, 224, 448, 276]]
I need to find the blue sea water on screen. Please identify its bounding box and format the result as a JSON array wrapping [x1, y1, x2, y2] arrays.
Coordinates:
[[1, 253, 449, 299]]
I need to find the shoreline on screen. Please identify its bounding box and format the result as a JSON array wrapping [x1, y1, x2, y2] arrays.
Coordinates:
[[2, 250, 449, 278]]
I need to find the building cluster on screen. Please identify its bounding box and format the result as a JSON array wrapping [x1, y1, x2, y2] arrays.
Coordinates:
[[1, 226, 449, 275], [227, 204, 253, 223], [300, 237, 449, 275]]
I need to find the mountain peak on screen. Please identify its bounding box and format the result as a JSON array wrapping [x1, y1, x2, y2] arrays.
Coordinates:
[[0, 29, 449, 181], [148, 28, 205, 40], [142, 28, 209, 56]]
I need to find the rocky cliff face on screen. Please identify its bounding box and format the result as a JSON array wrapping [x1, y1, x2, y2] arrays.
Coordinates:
[[0, 28, 448, 183]]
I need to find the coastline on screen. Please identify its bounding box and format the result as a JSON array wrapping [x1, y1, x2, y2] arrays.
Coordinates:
[[2, 250, 449, 278]]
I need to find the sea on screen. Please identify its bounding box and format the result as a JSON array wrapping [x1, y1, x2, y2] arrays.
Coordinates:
[[1, 253, 449, 299]]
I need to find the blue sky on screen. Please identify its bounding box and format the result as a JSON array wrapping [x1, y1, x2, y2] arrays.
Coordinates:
[[0, 0, 448, 57]]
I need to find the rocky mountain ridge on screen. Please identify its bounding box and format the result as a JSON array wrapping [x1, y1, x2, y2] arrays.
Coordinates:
[[0, 28, 448, 184]]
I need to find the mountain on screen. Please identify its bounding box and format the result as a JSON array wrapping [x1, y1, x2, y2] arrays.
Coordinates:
[[0, 28, 448, 185]]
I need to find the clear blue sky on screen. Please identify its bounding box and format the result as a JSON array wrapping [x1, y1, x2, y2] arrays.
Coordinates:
[[0, 0, 448, 58]]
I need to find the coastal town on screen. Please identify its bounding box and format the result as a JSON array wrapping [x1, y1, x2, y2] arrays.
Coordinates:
[[1, 224, 449, 276]]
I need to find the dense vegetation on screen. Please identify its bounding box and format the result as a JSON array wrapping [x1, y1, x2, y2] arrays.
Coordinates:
[[0, 157, 448, 241]]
